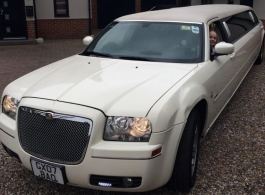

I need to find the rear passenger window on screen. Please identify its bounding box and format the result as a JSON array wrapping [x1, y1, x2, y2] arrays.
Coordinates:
[[222, 11, 257, 43]]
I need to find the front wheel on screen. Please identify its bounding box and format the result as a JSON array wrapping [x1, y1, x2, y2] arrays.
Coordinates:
[[169, 109, 201, 192]]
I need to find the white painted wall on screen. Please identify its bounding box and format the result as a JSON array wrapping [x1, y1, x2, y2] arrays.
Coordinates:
[[24, 0, 34, 21], [24, 0, 33, 6], [35, 0, 89, 19], [253, 0, 265, 20]]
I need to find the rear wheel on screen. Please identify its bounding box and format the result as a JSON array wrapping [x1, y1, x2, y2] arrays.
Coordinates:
[[169, 109, 201, 192], [254, 38, 264, 65]]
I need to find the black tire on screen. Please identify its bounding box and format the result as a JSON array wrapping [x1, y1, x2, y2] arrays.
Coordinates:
[[169, 109, 201, 192], [254, 38, 264, 65]]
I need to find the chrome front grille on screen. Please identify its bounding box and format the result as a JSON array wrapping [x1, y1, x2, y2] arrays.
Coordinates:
[[18, 107, 92, 165]]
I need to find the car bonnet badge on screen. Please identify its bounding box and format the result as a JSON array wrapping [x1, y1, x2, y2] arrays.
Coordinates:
[[45, 112, 54, 120]]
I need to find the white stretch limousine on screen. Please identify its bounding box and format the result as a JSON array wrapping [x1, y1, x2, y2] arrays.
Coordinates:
[[0, 4, 264, 193]]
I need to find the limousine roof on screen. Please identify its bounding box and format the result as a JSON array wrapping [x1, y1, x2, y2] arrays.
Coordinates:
[[116, 4, 251, 23]]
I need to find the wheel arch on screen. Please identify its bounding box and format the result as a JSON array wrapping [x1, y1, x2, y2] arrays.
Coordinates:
[[193, 99, 207, 137], [167, 99, 208, 192]]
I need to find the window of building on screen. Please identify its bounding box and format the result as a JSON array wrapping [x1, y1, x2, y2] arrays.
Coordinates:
[[54, 0, 69, 17]]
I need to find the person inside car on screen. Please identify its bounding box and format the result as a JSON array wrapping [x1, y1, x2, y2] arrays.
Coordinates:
[[210, 30, 219, 55]]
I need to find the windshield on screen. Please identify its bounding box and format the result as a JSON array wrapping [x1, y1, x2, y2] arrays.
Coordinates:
[[82, 21, 203, 63]]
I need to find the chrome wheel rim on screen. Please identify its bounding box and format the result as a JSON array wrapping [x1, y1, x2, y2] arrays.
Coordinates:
[[191, 125, 199, 177]]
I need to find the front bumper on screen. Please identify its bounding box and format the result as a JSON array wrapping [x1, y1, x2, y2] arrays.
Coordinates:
[[0, 98, 185, 192]]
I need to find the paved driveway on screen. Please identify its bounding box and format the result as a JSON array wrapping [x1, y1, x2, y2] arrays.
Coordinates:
[[0, 40, 265, 194]]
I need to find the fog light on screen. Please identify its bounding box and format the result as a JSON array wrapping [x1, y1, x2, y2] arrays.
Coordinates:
[[98, 182, 112, 187], [122, 177, 133, 187]]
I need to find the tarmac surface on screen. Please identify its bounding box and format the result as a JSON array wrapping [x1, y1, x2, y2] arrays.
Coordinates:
[[0, 39, 265, 195]]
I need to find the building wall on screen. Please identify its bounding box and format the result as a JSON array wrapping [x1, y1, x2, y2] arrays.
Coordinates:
[[37, 19, 89, 39], [24, 0, 36, 38], [91, 0, 98, 29], [27, 21, 36, 39], [213, 0, 227, 3], [34, 0, 90, 39], [25, 0, 34, 21], [35, 0, 89, 19], [23, 0, 265, 39], [253, 0, 265, 20], [213, 0, 239, 4], [136, 0, 141, 12], [191, 0, 201, 5]]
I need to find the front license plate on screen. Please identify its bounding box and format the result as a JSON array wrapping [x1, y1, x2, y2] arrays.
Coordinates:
[[30, 157, 66, 184]]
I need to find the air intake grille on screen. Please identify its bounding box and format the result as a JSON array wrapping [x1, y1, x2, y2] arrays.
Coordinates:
[[18, 107, 92, 165]]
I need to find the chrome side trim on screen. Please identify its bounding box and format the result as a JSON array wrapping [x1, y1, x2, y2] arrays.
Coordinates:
[[249, 12, 255, 23], [91, 154, 161, 160], [223, 21, 231, 38]]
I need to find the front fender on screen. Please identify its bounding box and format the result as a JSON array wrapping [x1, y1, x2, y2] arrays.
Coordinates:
[[147, 81, 209, 133]]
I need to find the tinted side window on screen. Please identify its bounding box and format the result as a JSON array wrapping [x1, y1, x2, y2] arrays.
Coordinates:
[[222, 11, 257, 43]]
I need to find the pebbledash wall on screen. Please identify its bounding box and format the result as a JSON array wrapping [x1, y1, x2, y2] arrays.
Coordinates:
[[24, 0, 265, 39]]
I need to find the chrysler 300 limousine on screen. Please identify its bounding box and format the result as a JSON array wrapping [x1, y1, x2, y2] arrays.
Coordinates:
[[0, 4, 264, 193]]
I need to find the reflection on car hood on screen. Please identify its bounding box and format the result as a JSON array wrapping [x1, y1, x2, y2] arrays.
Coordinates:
[[6, 55, 197, 116]]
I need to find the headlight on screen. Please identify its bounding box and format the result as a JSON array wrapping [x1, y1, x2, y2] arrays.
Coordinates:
[[104, 116, 152, 142], [2, 95, 19, 120]]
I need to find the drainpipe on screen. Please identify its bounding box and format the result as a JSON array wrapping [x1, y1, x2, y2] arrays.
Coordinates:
[[33, 0, 38, 38], [88, 0, 92, 35]]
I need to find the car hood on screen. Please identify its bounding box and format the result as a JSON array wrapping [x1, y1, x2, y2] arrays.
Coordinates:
[[5, 55, 197, 116]]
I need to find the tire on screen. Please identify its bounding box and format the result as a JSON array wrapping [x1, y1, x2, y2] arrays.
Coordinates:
[[254, 38, 264, 65], [169, 109, 201, 192]]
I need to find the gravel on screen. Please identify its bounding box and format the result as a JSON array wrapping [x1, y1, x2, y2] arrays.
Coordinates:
[[0, 40, 265, 195]]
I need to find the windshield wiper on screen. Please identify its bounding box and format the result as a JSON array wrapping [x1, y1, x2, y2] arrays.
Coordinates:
[[84, 51, 114, 58], [119, 56, 154, 61]]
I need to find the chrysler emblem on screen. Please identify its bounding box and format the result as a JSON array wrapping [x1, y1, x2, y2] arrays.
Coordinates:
[[45, 112, 53, 120]]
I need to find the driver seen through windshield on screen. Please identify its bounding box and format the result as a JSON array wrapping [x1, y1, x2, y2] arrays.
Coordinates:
[[83, 22, 202, 63]]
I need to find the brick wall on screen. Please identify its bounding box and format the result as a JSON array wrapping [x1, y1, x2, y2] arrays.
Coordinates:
[[91, 0, 142, 29], [135, 0, 141, 13], [33, 0, 182, 39], [37, 19, 90, 39], [27, 21, 36, 39], [91, 0, 98, 29]]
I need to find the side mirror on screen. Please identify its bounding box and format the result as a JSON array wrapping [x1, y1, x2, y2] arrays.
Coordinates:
[[215, 42, 234, 55], [83, 36, 93, 46]]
